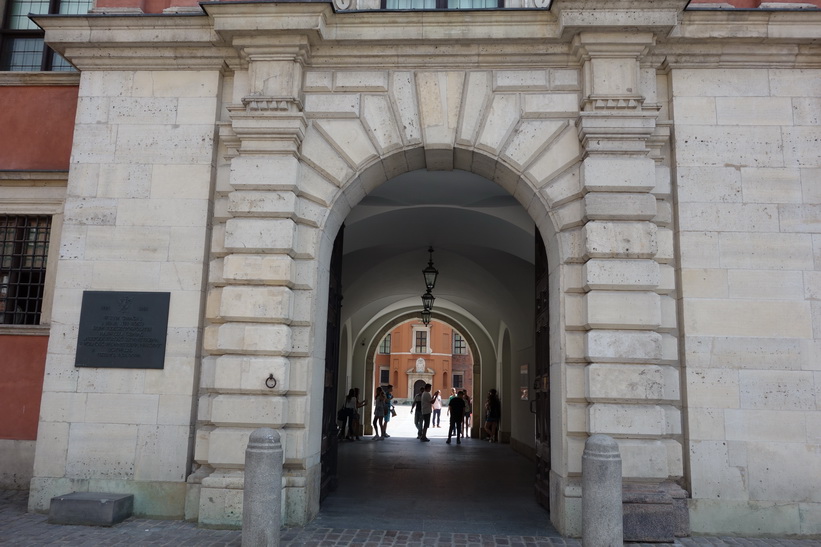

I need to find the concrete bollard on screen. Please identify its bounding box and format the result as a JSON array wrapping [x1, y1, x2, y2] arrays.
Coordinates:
[[582, 434, 623, 547], [242, 428, 283, 547]]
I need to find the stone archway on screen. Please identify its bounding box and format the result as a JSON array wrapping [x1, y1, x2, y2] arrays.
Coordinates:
[[197, 12, 681, 537]]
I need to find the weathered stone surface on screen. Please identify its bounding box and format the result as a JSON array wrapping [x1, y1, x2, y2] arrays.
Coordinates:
[[581, 156, 656, 193], [584, 221, 658, 259], [583, 259, 659, 291], [586, 330, 663, 364], [622, 484, 674, 543], [48, 492, 134, 526]]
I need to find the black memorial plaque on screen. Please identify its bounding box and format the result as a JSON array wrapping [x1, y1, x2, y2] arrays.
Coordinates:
[[75, 291, 170, 369]]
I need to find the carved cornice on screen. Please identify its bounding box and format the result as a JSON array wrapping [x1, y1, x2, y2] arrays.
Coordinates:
[[29, 3, 821, 72], [32, 13, 240, 70], [647, 121, 672, 164], [0, 171, 68, 184], [0, 72, 80, 86], [551, 0, 687, 39], [242, 95, 304, 112], [582, 96, 645, 110], [576, 110, 657, 156], [225, 106, 308, 156]]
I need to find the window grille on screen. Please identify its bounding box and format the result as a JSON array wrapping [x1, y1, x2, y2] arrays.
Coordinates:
[[379, 334, 391, 354], [453, 333, 466, 354], [453, 372, 464, 389], [415, 330, 427, 353], [0, 215, 51, 325]]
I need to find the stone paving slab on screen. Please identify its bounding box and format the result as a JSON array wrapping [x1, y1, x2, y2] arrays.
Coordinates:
[[3, 490, 821, 546]]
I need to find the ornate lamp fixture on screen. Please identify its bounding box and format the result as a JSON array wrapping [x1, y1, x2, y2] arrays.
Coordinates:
[[420, 247, 438, 326], [421, 290, 435, 311], [422, 246, 438, 292]]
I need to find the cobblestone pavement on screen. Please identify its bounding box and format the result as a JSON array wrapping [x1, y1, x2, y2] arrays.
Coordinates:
[[2, 490, 821, 546]]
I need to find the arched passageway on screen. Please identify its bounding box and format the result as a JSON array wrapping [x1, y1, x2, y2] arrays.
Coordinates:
[[324, 165, 551, 526]]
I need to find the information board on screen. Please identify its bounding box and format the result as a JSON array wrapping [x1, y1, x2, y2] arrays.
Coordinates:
[[75, 291, 170, 369]]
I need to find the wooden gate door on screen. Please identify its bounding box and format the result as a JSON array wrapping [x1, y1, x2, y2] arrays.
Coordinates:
[[320, 226, 344, 501], [534, 229, 551, 510]]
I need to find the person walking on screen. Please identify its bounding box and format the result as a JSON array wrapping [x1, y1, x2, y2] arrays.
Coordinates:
[[483, 388, 501, 443], [419, 383, 434, 442], [463, 392, 473, 436], [446, 390, 467, 444], [381, 384, 395, 438], [342, 388, 367, 440], [372, 386, 386, 440], [431, 389, 442, 427], [341, 389, 357, 440], [410, 386, 425, 439]]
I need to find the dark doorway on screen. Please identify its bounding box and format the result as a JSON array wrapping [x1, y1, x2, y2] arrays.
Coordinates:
[[320, 227, 344, 501], [534, 229, 551, 510]]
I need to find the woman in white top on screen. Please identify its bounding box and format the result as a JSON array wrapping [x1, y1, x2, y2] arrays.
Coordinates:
[[431, 390, 443, 427]]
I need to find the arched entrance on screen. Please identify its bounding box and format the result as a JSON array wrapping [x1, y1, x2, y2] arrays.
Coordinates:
[[197, 42, 680, 538], [320, 162, 548, 524]]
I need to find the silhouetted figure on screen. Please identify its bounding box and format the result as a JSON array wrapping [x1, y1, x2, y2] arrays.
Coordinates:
[[372, 386, 386, 440], [446, 390, 467, 445], [483, 388, 501, 443]]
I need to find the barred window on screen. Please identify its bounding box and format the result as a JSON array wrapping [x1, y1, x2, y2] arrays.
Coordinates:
[[453, 333, 466, 355], [1, 0, 91, 71], [452, 372, 464, 389], [379, 334, 391, 354], [0, 215, 51, 325], [414, 330, 427, 353]]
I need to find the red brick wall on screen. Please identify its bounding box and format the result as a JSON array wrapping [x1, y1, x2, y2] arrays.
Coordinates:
[[0, 86, 78, 171], [0, 334, 48, 440]]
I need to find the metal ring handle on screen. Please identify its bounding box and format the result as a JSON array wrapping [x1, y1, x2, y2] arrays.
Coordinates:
[[265, 374, 277, 389]]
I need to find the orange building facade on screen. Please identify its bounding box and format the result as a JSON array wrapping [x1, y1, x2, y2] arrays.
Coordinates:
[[373, 319, 473, 403]]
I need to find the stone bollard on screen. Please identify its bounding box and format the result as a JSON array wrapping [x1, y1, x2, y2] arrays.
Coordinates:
[[582, 434, 623, 547], [242, 428, 283, 547]]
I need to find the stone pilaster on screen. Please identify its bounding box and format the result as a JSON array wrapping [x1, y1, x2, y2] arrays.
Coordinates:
[[563, 27, 685, 539], [192, 36, 318, 528]]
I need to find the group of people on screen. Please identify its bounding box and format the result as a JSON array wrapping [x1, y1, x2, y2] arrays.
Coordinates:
[[371, 384, 396, 440], [410, 385, 478, 444], [339, 388, 368, 441], [339, 385, 397, 441], [340, 384, 502, 444]]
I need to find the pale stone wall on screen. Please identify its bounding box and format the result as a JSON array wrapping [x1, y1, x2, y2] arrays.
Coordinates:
[[28, 70, 221, 518], [0, 440, 35, 489], [27, 1, 821, 538], [673, 67, 821, 536]]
